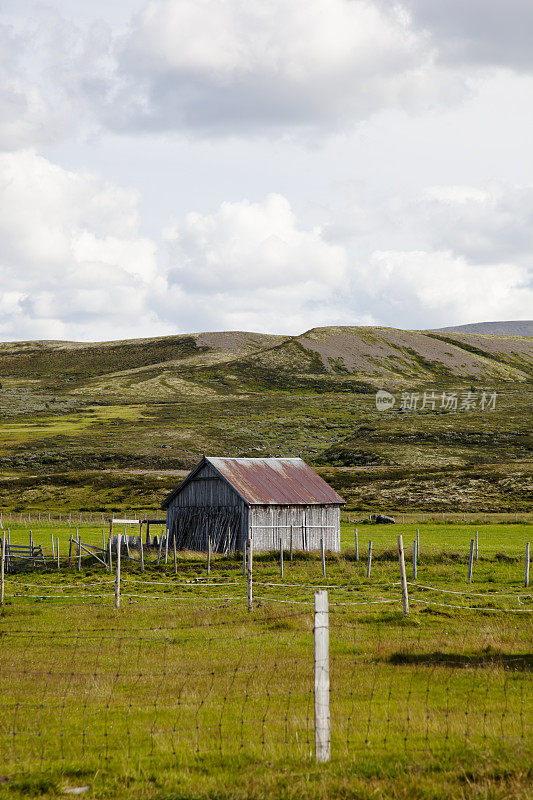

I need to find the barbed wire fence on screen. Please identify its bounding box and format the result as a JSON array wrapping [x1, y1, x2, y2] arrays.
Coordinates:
[[1, 527, 532, 778], [0, 591, 531, 776], [1, 508, 532, 529]]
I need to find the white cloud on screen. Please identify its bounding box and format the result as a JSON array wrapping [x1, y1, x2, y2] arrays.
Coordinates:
[[0, 150, 161, 341], [160, 193, 350, 332], [359, 250, 532, 328], [408, 184, 533, 266], [0, 155, 352, 339], [398, 0, 533, 71], [105, 0, 456, 135]]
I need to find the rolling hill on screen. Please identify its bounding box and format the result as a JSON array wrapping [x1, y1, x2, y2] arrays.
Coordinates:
[[0, 325, 531, 511]]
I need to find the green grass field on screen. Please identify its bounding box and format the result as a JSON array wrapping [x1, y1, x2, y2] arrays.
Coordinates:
[[0, 523, 531, 799]]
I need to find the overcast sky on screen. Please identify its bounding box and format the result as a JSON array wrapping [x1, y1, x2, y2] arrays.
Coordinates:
[[1, 0, 532, 341]]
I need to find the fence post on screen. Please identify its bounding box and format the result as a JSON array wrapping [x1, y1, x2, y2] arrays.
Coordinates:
[[280, 537, 284, 578], [475, 530, 478, 561], [207, 536, 211, 576], [467, 539, 474, 583], [140, 535, 144, 573], [321, 537, 326, 578], [115, 533, 121, 609], [1, 532, 5, 606], [56, 538, 60, 570], [164, 529, 169, 564], [314, 589, 330, 763], [397, 535, 409, 616], [108, 537, 113, 571], [77, 535, 82, 571], [247, 537, 253, 612], [413, 540, 417, 581], [354, 528, 358, 561], [525, 542, 530, 588], [68, 535, 73, 567], [366, 540, 372, 578], [290, 525, 293, 561], [102, 530, 106, 554]]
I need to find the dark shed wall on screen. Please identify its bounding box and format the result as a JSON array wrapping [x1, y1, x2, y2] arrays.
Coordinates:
[[171, 461, 241, 507], [166, 462, 249, 552]]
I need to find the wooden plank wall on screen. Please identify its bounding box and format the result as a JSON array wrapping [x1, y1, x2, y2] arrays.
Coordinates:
[[166, 461, 341, 552], [250, 505, 340, 552]]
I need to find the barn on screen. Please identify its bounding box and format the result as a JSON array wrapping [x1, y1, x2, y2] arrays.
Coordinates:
[[162, 456, 344, 553]]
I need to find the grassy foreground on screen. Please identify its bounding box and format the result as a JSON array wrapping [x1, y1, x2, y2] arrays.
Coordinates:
[[0, 524, 531, 799]]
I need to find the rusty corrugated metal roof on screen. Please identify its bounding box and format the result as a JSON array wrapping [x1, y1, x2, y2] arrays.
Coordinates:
[[207, 457, 344, 505]]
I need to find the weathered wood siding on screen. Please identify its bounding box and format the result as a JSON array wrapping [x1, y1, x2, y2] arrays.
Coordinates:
[[249, 504, 340, 552], [166, 462, 341, 553], [166, 461, 249, 552]]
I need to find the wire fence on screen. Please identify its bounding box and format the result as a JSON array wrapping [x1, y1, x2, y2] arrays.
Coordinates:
[[0, 595, 531, 775], [1, 508, 532, 528]]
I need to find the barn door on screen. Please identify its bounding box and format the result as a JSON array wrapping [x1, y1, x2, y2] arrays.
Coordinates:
[[170, 507, 241, 553]]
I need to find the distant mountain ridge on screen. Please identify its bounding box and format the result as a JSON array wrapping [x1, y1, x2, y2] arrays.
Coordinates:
[[432, 321, 533, 336]]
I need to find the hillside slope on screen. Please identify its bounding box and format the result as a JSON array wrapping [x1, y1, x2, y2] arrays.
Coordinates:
[[434, 320, 533, 336], [0, 326, 531, 510]]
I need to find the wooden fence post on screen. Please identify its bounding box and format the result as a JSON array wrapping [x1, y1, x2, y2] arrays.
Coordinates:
[[413, 540, 417, 581], [108, 537, 112, 571], [115, 533, 121, 609], [140, 535, 144, 573], [321, 537, 326, 579], [314, 590, 330, 763], [164, 529, 169, 564], [1, 532, 5, 606], [290, 525, 293, 561], [354, 527, 358, 561], [397, 535, 409, 616], [280, 537, 284, 578], [68, 535, 73, 567], [467, 539, 474, 583], [525, 542, 530, 588], [366, 541, 372, 579], [247, 537, 253, 612], [77, 534, 82, 571]]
